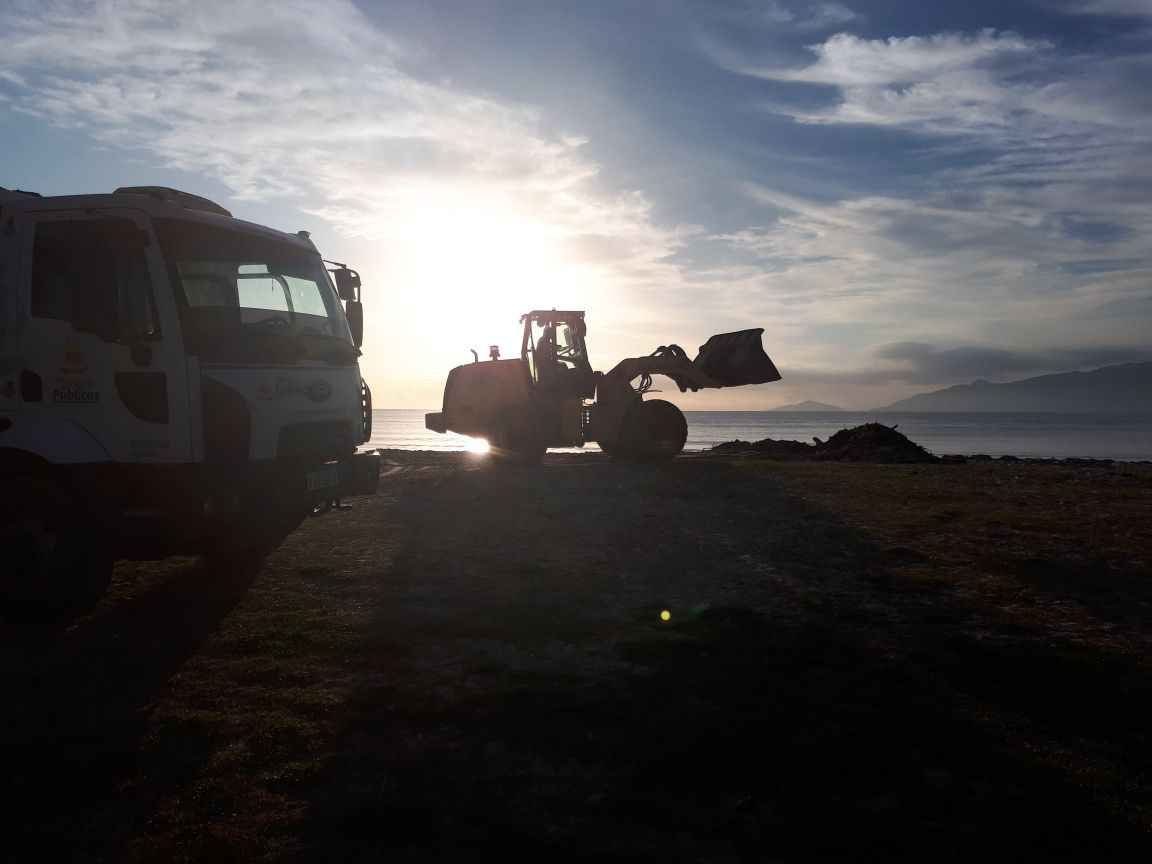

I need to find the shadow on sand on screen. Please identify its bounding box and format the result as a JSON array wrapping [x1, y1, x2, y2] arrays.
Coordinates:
[[2, 458, 1147, 860], [292, 460, 1150, 860], [1, 555, 261, 856]]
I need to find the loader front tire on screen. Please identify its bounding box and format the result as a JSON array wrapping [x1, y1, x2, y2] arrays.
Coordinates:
[[616, 399, 688, 462]]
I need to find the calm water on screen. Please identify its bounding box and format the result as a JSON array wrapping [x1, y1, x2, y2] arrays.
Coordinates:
[[367, 409, 1152, 461]]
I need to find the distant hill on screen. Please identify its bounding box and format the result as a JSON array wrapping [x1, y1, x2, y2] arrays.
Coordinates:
[[771, 400, 843, 411], [878, 362, 1152, 412]]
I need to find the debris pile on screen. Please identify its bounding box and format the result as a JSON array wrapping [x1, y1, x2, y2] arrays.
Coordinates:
[[711, 423, 937, 464], [711, 438, 812, 460], [817, 423, 937, 463]]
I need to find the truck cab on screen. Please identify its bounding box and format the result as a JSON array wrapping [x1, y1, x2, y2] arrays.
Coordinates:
[[0, 185, 378, 617]]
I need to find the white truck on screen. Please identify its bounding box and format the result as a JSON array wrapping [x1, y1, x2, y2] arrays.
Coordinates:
[[0, 185, 379, 617]]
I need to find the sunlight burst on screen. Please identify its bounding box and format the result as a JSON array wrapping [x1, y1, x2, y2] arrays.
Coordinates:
[[368, 186, 609, 379], [465, 437, 490, 454]]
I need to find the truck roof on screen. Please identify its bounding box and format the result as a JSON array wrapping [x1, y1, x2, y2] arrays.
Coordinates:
[[0, 185, 317, 251]]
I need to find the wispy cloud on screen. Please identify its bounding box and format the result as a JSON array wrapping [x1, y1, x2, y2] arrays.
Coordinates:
[[759, 1, 859, 30], [4, 2, 1150, 408], [1065, 0, 1152, 17], [0, 0, 687, 295], [1, 0, 733, 400], [874, 342, 1152, 384], [702, 25, 1152, 401]]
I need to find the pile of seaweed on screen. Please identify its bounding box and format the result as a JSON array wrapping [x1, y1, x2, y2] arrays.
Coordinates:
[[711, 422, 937, 464]]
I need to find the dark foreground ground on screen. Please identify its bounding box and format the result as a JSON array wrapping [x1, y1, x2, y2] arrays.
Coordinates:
[[3, 453, 1151, 861]]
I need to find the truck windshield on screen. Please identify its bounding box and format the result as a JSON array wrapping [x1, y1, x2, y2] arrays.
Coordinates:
[[156, 219, 354, 364]]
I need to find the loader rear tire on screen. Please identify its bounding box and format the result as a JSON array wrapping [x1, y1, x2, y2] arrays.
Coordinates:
[[490, 421, 545, 465], [616, 399, 688, 462]]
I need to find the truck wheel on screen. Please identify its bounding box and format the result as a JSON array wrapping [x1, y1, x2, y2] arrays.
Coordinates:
[[616, 399, 688, 462], [1, 476, 114, 624]]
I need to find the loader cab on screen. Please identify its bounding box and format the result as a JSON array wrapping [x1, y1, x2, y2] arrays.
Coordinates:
[[520, 310, 595, 400]]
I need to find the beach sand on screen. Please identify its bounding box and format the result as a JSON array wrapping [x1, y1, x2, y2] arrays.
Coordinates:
[[4, 452, 1151, 859]]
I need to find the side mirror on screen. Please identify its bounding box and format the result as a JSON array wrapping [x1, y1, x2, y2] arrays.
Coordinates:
[[334, 268, 361, 301], [346, 299, 364, 349]]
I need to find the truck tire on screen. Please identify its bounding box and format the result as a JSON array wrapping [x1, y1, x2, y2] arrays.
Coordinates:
[[614, 399, 688, 462], [1, 473, 114, 624]]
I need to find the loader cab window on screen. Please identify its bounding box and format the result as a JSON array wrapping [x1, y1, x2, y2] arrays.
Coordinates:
[[526, 318, 591, 388], [531, 321, 586, 369], [30, 218, 159, 341], [156, 219, 354, 364]]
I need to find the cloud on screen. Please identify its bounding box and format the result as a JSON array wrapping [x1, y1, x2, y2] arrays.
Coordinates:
[[876, 342, 1057, 383], [3, 0, 768, 407], [692, 338, 1152, 411], [704, 179, 1152, 399], [1065, 0, 1152, 16], [5, 4, 1151, 410], [759, 1, 858, 30], [705, 27, 1152, 387], [0, 0, 686, 288], [760, 30, 1041, 89], [739, 28, 1152, 140], [874, 342, 1152, 384]]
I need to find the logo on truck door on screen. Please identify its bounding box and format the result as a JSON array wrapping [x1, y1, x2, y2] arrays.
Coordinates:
[[305, 379, 332, 402], [256, 375, 332, 402], [53, 348, 99, 403], [53, 384, 99, 404]]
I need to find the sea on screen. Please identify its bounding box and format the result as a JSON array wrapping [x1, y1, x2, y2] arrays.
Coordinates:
[[366, 409, 1152, 461]]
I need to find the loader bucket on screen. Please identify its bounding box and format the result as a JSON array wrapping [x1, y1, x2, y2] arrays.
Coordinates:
[[692, 328, 781, 386]]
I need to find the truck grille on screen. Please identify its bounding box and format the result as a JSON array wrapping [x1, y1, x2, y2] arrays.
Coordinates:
[[360, 378, 373, 445]]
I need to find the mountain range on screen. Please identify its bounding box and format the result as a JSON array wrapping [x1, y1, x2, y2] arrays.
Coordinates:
[[877, 362, 1151, 413], [770, 400, 843, 411]]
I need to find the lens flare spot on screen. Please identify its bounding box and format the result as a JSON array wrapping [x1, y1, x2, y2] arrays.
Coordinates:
[[660, 609, 671, 622], [466, 437, 490, 454]]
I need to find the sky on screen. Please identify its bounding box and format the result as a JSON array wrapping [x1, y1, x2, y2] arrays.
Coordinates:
[[2, 0, 1151, 409]]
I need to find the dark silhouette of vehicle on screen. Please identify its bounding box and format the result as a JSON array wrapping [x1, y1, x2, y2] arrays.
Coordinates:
[[0, 185, 378, 619], [426, 309, 780, 461]]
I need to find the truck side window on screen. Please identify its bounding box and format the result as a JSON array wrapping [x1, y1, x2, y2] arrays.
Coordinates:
[[31, 219, 158, 339]]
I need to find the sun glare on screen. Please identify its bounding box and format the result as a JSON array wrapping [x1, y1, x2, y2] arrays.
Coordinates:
[[355, 185, 623, 400], [465, 437, 490, 454], [367, 186, 610, 382]]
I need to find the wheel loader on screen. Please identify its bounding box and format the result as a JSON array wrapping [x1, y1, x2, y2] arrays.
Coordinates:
[[425, 310, 781, 461]]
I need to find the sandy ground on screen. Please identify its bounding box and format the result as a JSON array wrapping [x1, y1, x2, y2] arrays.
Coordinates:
[[2, 452, 1151, 861]]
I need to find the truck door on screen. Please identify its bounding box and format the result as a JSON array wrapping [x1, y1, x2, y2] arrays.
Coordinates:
[[21, 209, 192, 464]]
